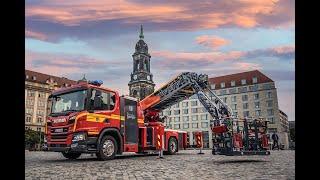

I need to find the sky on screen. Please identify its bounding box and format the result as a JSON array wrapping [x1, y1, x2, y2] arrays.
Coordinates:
[[25, 0, 295, 121]]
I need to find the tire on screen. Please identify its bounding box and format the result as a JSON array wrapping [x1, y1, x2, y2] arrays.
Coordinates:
[[61, 152, 81, 160], [167, 137, 178, 155], [96, 135, 117, 161]]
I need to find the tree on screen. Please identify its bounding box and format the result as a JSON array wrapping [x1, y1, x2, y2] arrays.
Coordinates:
[[25, 129, 44, 150]]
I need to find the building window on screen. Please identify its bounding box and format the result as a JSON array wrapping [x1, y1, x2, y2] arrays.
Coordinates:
[[37, 110, 44, 116], [32, 76, 36, 80], [183, 123, 189, 129], [174, 124, 180, 129], [233, 111, 238, 117], [267, 109, 274, 116], [223, 97, 227, 103], [254, 93, 259, 100], [229, 88, 236, 94], [231, 96, 237, 102], [174, 103, 180, 108], [192, 123, 198, 128], [268, 117, 275, 124], [243, 111, 250, 117], [201, 122, 208, 128], [220, 82, 225, 88], [182, 109, 188, 114], [192, 115, 198, 121], [266, 91, 272, 98], [26, 75, 29, 79], [232, 104, 237, 110], [37, 117, 42, 123], [191, 101, 198, 106], [252, 77, 258, 83], [249, 84, 259, 91], [164, 110, 171, 116], [231, 81, 236, 87], [263, 83, 273, 90], [174, 117, 180, 122], [27, 90, 35, 97], [267, 100, 273, 107], [220, 90, 227, 95], [183, 116, 189, 122], [174, 110, 180, 115], [191, 108, 198, 113], [25, 116, 31, 123], [37, 127, 41, 131], [243, 103, 248, 109], [254, 102, 260, 108], [238, 87, 247, 93], [182, 102, 188, 107], [241, 79, 246, 85], [201, 114, 208, 120], [210, 84, 215, 90], [26, 108, 33, 114], [242, 94, 248, 101], [255, 110, 261, 117]]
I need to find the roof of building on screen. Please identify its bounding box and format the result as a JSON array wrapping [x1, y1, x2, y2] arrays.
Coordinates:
[[25, 69, 77, 87], [208, 70, 273, 89]]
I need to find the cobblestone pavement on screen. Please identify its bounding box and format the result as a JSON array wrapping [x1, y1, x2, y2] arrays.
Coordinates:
[[25, 150, 294, 180]]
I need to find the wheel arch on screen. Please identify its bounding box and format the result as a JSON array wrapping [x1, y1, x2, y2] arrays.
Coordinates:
[[98, 128, 123, 154]]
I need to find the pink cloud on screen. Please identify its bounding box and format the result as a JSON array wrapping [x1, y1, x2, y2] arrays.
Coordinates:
[[195, 35, 230, 50], [26, 0, 294, 29], [25, 30, 48, 41], [25, 51, 107, 76], [153, 50, 244, 63]]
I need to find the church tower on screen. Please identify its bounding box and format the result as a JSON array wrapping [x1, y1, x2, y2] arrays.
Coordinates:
[[128, 25, 155, 100]]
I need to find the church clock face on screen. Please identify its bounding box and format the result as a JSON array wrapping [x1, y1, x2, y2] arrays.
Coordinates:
[[133, 75, 137, 80], [147, 75, 150, 80]]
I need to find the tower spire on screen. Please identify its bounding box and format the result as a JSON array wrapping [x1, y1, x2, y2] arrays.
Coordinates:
[[139, 24, 144, 39]]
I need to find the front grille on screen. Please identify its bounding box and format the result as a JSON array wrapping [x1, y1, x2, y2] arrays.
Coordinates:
[[49, 144, 67, 147], [51, 135, 68, 140]]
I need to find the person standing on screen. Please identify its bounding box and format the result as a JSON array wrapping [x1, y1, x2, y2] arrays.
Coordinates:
[[272, 133, 279, 150]]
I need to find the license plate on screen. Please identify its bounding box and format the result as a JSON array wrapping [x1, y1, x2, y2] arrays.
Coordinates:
[[54, 128, 63, 133]]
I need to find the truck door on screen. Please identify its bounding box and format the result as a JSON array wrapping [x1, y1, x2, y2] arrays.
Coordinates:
[[120, 97, 138, 144]]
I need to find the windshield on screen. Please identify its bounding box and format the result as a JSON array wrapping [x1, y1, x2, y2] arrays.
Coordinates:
[[51, 90, 87, 114]]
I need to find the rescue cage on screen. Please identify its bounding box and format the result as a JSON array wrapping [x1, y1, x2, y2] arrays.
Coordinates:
[[211, 117, 270, 156]]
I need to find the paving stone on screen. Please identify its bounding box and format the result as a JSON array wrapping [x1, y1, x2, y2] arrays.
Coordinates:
[[25, 150, 295, 179]]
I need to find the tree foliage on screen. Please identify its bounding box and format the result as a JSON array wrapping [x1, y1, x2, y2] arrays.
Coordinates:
[[25, 129, 44, 148]]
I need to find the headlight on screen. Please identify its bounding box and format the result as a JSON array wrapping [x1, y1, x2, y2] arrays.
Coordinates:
[[72, 133, 86, 142], [68, 115, 76, 124]]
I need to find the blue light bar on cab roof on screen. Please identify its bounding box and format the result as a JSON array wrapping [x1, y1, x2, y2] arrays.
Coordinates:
[[88, 80, 103, 86]]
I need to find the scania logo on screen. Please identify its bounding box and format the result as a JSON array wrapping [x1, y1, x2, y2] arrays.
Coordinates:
[[53, 118, 66, 123]]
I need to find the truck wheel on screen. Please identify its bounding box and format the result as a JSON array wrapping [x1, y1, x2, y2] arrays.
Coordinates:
[[61, 152, 81, 159], [96, 135, 117, 161], [167, 137, 178, 155]]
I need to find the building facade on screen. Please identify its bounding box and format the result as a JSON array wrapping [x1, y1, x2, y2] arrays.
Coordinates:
[[279, 109, 290, 149], [25, 70, 76, 132], [128, 25, 155, 100], [161, 70, 289, 149]]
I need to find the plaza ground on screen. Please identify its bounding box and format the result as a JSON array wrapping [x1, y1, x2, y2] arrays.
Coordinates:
[[25, 149, 295, 179]]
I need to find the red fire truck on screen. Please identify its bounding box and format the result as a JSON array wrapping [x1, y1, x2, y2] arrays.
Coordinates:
[[44, 80, 187, 160], [44, 72, 269, 160]]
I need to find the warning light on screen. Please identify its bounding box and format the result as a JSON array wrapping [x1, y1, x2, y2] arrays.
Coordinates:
[[88, 80, 103, 86]]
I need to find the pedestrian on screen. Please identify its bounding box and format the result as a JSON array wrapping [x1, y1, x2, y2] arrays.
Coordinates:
[[272, 133, 279, 150]]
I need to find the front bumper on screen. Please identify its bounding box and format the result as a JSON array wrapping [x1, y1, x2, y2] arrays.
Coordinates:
[[47, 137, 98, 153]]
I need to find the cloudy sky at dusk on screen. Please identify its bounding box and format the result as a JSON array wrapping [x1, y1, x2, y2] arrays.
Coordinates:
[[25, 0, 295, 121]]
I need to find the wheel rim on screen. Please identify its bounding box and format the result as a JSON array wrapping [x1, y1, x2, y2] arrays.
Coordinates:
[[102, 139, 115, 157], [170, 140, 176, 152]]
